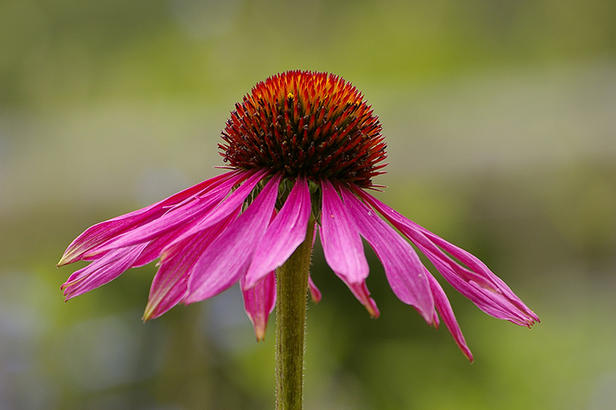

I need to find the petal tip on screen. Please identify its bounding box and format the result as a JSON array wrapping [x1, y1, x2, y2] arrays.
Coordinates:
[[57, 253, 74, 267], [142, 307, 154, 322], [367, 305, 380, 319], [255, 327, 266, 342], [58, 244, 89, 266], [309, 290, 322, 304], [308, 277, 322, 303], [527, 317, 540, 328], [242, 275, 259, 291], [417, 307, 437, 326]]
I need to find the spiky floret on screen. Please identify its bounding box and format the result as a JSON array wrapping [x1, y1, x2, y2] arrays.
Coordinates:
[[219, 70, 387, 188]]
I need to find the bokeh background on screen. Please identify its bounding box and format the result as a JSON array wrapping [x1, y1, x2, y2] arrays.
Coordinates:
[[1, 1, 615, 409]]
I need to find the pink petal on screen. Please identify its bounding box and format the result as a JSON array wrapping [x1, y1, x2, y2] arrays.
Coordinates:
[[131, 222, 196, 268], [319, 180, 368, 284], [162, 169, 268, 254], [308, 276, 322, 303], [358, 189, 539, 327], [424, 233, 538, 322], [426, 252, 533, 326], [142, 211, 238, 320], [149, 202, 246, 318], [185, 174, 282, 303], [130, 195, 240, 269], [427, 271, 473, 361], [340, 186, 435, 324], [85, 171, 254, 257], [346, 279, 380, 318], [240, 272, 276, 341], [58, 171, 239, 266], [316, 225, 378, 316], [61, 243, 148, 300], [244, 177, 311, 288]]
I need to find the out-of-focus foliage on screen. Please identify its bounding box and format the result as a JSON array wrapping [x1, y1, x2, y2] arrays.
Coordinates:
[[1, 1, 615, 409]]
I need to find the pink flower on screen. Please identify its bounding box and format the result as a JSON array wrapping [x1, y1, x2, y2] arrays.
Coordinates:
[[59, 71, 538, 359]]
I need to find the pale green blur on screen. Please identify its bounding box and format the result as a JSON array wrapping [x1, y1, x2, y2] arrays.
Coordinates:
[[1, 1, 615, 409]]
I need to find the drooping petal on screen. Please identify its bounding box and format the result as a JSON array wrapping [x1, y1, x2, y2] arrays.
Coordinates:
[[346, 279, 380, 318], [86, 170, 257, 257], [319, 180, 368, 284], [131, 183, 251, 269], [423, 233, 539, 322], [315, 225, 378, 316], [425, 252, 533, 326], [185, 174, 281, 303], [142, 211, 238, 320], [87, 196, 220, 256], [162, 169, 269, 255], [58, 171, 239, 266], [241, 272, 276, 341], [340, 186, 435, 324], [61, 243, 148, 300], [427, 271, 473, 361], [244, 177, 311, 288], [308, 276, 322, 303], [357, 188, 539, 327], [131, 221, 198, 268]]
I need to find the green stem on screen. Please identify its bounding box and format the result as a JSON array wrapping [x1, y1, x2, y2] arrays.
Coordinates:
[[275, 218, 315, 410]]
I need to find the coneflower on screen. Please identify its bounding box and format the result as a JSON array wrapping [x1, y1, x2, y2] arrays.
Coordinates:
[[59, 70, 538, 409]]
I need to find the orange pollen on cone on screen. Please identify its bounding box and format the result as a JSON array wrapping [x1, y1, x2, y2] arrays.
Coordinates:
[[219, 70, 387, 188]]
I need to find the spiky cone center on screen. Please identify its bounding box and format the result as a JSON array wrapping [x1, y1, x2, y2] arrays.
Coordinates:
[[220, 70, 387, 188]]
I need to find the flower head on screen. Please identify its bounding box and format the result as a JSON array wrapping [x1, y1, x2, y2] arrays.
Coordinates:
[[220, 71, 386, 188], [59, 70, 538, 360]]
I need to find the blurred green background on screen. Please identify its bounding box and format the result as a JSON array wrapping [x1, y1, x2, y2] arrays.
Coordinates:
[[1, 0, 615, 409]]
